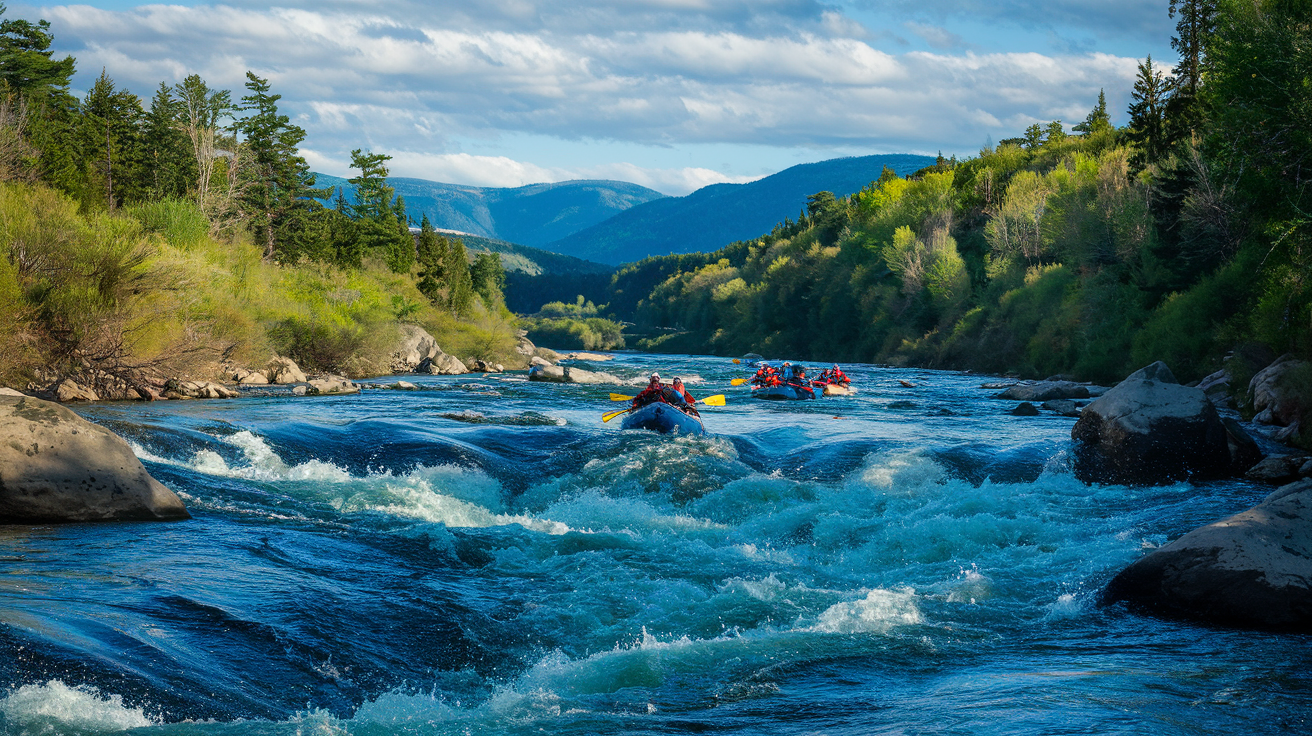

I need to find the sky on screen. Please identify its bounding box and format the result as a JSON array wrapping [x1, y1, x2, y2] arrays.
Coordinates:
[[13, 1, 1177, 195]]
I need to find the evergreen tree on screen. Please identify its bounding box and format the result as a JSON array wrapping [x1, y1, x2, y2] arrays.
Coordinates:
[[0, 4, 74, 104], [142, 83, 195, 200], [1127, 55, 1174, 169], [1023, 123, 1044, 149], [416, 214, 448, 301], [470, 251, 505, 306], [1072, 89, 1112, 134], [348, 148, 394, 220], [1045, 120, 1067, 145], [77, 70, 146, 209], [233, 71, 315, 259], [445, 237, 474, 315], [1166, 0, 1217, 140]]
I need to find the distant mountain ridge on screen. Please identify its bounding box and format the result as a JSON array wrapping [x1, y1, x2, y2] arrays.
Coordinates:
[[313, 175, 666, 248], [543, 154, 937, 264]]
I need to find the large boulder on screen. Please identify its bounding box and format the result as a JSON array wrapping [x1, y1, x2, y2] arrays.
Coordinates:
[[1102, 479, 1312, 631], [391, 325, 443, 373], [1071, 361, 1232, 485], [514, 331, 536, 358], [0, 396, 190, 522], [1250, 354, 1311, 427], [1245, 454, 1310, 485], [996, 381, 1090, 402], [416, 353, 468, 375], [265, 356, 307, 385], [52, 378, 98, 403], [232, 368, 268, 385]]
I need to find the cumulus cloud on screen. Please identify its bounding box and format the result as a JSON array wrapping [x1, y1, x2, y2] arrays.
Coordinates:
[[24, 1, 1146, 192]]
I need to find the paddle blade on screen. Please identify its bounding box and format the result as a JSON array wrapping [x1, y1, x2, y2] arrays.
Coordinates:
[[609, 393, 634, 401], [730, 378, 748, 386], [699, 394, 726, 406], [602, 408, 630, 422], [732, 358, 741, 364]]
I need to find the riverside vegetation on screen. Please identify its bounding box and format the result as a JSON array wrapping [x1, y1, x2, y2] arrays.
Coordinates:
[[0, 4, 521, 393], [598, 0, 1310, 447]]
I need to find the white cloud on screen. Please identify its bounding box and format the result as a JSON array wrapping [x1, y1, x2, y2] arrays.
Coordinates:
[[28, 2, 1143, 190]]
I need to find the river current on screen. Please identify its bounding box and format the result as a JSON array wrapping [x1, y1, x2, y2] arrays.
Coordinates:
[[1, 352, 1308, 734]]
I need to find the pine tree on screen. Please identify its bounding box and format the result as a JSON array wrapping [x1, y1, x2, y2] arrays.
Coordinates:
[[233, 72, 315, 259], [445, 237, 474, 315], [416, 214, 448, 301], [348, 148, 394, 220], [77, 70, 146, 209], [1127, 55, 1174, 169], [470, 251, 505, 307], [1073, 89, 1112, 134], [142, 83, 195, 200], [0, 4, 74, 104]]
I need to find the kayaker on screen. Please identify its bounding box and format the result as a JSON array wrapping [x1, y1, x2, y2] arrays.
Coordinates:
[[631, 373, 667, 410], [671, 377, 700, 416]]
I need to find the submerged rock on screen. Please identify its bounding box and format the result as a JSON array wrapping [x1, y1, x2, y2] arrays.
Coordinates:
[[1245, 455, 1310, 485], [1010, 402, 1040, 416], [306, 376, 359, 396], [164, 380, 239, 400], [1041, 399, 1081, 417], [1102, 478, 1312, 632], [1071, 361, 1232, 485], [0, 396, 190, 522], [996, 381, 1090, 402], [527, 364, 622, 385]]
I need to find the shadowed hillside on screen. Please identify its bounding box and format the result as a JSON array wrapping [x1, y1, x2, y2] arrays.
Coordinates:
[[543, 154, 936, 264]]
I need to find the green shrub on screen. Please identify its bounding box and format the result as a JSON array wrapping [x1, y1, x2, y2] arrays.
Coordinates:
[[126, 199, 210, 249]]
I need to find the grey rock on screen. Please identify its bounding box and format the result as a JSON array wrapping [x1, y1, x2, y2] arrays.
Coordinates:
[[1249, 354, 1310, 426], [1071, 361, 1231, 485], [234, 368, 268, 385], [292, 385, 308, 396], [996, 381, 1090, 402], [527, 365, 623, 385], [0, 396, 189, 522], [1221, 417, 1264, 476], [515, 333, 537, 357], [535, 347, 563, 363], [561, 352, 613, 361], [0, 387, 24, 397], [1042, 399, 1081, 417], [266, 356, 306, 385], [416, 353, 468, 375], [391, 325, 443, 372], [1010, 402, 1040, 416], [391, 381, 418, 390], [53, 378, 98, 403], [530, 355, 554, 367], [306, 376, 359, 396], [1102, 478, 1312, 631], [1301, 459, 1312, 478], [167, 380, 239, 399], [1245, 455, 1310, 484]]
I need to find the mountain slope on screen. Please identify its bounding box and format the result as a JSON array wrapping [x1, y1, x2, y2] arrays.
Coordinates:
[[543, 154, 937, 264], [313, 175, 665, 247]]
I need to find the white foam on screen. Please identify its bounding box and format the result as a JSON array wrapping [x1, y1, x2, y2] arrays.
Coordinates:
[[0, 681, 156, 730], [811, 588, 923, 634]]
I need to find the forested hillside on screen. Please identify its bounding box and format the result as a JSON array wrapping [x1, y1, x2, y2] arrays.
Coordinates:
[[314, 174, 665, 247], [0, 6, 526, 389], [607, 0, 1309, 391], [545, 154, 935, 264]]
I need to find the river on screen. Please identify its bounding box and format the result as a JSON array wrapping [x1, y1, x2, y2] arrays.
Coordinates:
[[1, 352, 1308, 734]]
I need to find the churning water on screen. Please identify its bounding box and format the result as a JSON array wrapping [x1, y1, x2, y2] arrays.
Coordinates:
[[1, 353, 1308, 734]]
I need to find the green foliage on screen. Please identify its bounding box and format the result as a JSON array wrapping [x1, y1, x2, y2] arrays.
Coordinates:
[[0, 4, 74, 105], [469, 250, 505, 307], [523, 314, 626, 351], [126, 198, 209, 249]]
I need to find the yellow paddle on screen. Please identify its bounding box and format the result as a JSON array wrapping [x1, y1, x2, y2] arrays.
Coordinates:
[[606, 393, 727, 405], [730, 378, 749, 386], [732, 359, 741, 364], [602, 407, 631, 422]]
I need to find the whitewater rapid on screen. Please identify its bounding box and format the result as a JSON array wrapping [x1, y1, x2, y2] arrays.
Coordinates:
[[1, 354, 1306, 734]]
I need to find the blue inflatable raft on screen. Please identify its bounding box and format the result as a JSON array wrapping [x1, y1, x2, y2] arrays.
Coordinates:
[[621, 402, 706, 435], [751, 383, 818, 400]]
